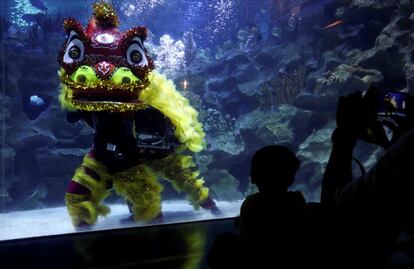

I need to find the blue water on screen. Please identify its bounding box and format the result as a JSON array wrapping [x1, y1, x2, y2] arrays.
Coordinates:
[[5, 0, 306, 48], [1, 0, 406, 242]]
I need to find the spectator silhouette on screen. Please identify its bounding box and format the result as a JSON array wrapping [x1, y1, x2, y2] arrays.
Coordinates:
[[321, 89, 414, 268], [238, 145, 308, 268]]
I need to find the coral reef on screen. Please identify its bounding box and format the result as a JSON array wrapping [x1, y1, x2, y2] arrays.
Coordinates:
[[152, 35, 186, 78], [2, 0, 414, 209], [315, 64, 383, 96], [349, 0, 397, 9], [259, 64, 307, 107], [354, 12, 414, 93], [276, 64, 306, 104], [203, 108, 244, 156], [207, 169, 243, 201]]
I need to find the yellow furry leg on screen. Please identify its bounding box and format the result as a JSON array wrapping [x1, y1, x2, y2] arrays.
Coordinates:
[[65, 154, 111, 226], [113, 164, 163, 221], [65, 193, 110, 226], [150, 154, 209, 209]]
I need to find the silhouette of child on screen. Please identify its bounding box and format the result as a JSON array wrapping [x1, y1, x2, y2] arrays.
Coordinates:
[[238, 145, 307, 268]]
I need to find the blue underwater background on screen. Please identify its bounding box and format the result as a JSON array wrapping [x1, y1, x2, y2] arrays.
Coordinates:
[[1, 0, 414, 224]]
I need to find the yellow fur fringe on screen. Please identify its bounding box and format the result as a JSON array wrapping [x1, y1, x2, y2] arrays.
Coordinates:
[[58, 72, 77, 111], [140, 72, 206, 152]]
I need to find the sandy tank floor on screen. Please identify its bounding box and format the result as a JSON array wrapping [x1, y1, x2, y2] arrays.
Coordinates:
[[0, 200, 242, 241]]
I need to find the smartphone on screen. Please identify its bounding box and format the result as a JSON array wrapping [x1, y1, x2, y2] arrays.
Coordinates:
[[376, 90, 409, 117]]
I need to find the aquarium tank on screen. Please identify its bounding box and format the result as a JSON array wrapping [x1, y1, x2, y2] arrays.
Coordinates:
[[1, 0, 414, 241]]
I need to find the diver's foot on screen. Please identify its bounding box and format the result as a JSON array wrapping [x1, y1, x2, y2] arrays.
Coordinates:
[[120, 214, 135, 225], [210, 205, 222, 216], [200, 197, 222, 216], [150, 212, 163, 224], [75, 221, 93, 232]]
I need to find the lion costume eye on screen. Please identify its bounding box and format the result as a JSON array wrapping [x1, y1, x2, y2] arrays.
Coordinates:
[[63, 31, 84, 64], [130, 50, 142, 64], [126, 37, 148, 67], [68, 46, 81, 60]]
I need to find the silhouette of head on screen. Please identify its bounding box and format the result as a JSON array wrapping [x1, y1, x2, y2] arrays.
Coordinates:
[[250, 145, 300, 192]]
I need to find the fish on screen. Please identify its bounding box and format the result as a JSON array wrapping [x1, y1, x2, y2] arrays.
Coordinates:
[[22, 13, 45, 24], [323, 20, 344, 29], [237, 29, 249, 41], [287, 14, 298, 31], [30, 95, 45, 106], [29, 0, 48, 12], [181, 80, 190, 90], [271, 26, 282, 38], [273, 0, 336, 25], [25, 95, 49, 120], [22, 14, 38, 24]]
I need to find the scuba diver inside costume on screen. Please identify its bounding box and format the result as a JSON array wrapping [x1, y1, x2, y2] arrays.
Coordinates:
[[59, 2, 219, 227]]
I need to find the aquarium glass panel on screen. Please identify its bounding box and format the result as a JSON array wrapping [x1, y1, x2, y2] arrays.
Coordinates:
[[1, 0, 411, 240]]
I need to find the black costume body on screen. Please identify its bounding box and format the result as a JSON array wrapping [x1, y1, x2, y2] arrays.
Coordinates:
[[65, 108, 211, 225]]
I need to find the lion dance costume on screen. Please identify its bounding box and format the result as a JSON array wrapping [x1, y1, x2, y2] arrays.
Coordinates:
[[58, 2, 218, 227]]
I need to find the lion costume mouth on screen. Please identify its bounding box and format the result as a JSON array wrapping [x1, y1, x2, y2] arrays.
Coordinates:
[[59, 68, 150, 112]]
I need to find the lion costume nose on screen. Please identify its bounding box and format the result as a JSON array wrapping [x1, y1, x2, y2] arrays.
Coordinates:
[[95, 61, 115, 80]]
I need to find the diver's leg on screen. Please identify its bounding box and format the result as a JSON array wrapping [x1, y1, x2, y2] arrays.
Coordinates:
[[113, 164, 163, 221], [150, 154, 216, 211], [65, 151, 111, 227]]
